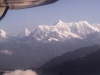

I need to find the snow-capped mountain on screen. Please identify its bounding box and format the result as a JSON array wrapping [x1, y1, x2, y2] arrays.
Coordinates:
[[0, 29, 8, 42], [30, 21, 100, 43], [66, 21, 99, 38], [0, 29, 7, 38], [0, 21, 100, 70], [17, 28, 30, 39], [0, 21, 100, 43], [32, 20, 81, 42]]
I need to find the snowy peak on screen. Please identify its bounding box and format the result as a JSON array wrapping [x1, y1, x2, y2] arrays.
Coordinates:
[[66, 21, 99, 38], [55, 20, 66, 26], [0, 29, 7, 38], [17, 28, 30, 38], [32, 20, 100, 42], [57, 20, 64, 24], [24, 28, 30, 36], [32, 21, 83, 42]]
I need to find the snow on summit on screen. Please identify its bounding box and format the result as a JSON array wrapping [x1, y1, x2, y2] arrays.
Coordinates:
[[17, 28, 30, 38], [66, 21, 99, 38], [0, 20, 99, 43], [24, 28, 30, 36], [32, 21, 100, 42], [0, 29, 7, 38]]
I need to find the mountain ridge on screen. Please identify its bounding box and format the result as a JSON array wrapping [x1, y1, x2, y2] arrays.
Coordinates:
[[28, 21, 100, 43], [0, 21, 100, 70], [0, 21, 100, 42], [17, 28, 30, 39], [41, 45, 100, 75], [40, 45, 100, 68]]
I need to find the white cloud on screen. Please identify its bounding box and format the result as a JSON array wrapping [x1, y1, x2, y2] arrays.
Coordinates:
[[3, 70, 37, 75], [0, 50, 13, 55]]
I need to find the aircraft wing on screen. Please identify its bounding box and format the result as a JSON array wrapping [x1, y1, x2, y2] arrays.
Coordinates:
[[0, 0, 8, 20], [0, 7, 8, 20], [0, 0, 58, 21]]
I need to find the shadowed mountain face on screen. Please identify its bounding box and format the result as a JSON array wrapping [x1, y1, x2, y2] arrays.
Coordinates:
[[41, 46, 100, 75], [40, 45, 100, 68]]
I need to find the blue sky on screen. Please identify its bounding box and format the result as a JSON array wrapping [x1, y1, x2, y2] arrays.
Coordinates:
[[0, 0, 100, 36]]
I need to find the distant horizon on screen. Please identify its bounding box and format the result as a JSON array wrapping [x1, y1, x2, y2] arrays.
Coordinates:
[[0, 20, 100, 37], [1, 0, 100, 35]]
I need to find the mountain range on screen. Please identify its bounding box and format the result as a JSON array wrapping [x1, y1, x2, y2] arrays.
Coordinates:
[[41, 45, 100, 75], [0, 20, 100, 70], [0, 20, 100, 43], [40, 45, 100, 68]]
